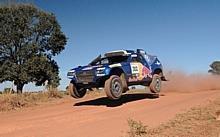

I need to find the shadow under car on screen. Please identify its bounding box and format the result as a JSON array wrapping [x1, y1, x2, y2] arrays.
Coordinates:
[[74, 93, 160, 107]]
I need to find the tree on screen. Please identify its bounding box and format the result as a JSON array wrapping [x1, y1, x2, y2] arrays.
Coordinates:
[[0, 4, 67, 93], [209, 61, 220, 75]]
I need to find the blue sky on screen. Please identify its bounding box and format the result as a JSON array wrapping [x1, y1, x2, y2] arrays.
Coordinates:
[[1, 0, 220, 91]]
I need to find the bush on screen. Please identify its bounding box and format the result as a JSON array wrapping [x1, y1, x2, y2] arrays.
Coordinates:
[[2, 88, 15, 94], [47, 88, 63, 98], [209, 61, 220, 75], [127, 119, 147, 137], [3, 88, 11, 94], [0, 94, 29, 111], [0, 90, 65, 112]]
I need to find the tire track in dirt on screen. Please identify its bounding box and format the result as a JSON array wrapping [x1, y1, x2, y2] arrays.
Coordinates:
[[0, 89, 220, 137]]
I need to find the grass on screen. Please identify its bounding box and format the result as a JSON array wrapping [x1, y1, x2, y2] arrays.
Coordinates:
[[127, 98, 220, 137], [127, 119, 148, 137], [0, 89, 66, 112]]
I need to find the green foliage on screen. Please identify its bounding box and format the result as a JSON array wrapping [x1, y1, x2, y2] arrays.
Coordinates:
[[0, 4, 67, 93], [209, 61, 220, 75], [127, 119, 147, 137]]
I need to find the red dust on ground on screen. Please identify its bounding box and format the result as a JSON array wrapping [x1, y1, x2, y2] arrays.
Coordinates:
[[0, 71, 220, 137]]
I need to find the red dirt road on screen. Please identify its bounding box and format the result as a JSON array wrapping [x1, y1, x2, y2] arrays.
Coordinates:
[[0, 90, 220, 137]]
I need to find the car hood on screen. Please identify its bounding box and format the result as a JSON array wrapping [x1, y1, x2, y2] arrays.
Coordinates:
[[72, 64, 108, 72]]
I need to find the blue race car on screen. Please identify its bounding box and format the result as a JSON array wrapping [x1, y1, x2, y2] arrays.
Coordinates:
[[67, 49, 166, 100]]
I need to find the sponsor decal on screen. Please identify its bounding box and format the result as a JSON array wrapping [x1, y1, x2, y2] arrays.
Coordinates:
[[142, 66, 150, 78], [130, 63, 152, 81], [131, 64, 139, 74]]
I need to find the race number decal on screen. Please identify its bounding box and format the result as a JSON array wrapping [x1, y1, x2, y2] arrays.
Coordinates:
[[131, 63, 139, 74]]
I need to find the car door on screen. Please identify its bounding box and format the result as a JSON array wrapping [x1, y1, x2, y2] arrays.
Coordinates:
[[129, 54, 152, 82]]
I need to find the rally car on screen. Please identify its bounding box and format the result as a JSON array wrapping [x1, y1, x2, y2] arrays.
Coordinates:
[[67, 49, 166, 100]]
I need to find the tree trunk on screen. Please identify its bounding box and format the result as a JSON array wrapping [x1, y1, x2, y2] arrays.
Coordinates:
[[17, 83, 24, 94]]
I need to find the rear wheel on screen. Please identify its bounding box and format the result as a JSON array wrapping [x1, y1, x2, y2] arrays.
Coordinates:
[[69, 82, 87, 98], [104, 75, 123, 100], [149, 74, 162, 93]]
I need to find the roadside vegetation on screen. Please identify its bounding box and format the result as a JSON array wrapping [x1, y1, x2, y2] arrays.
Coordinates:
[[0, 89, 67, 112], [127, 98, 220, 137], [0, 87, 107, 112], [127, 119, 148, 137], [209, 61, 220, 75], [0, 2, 67, 112]]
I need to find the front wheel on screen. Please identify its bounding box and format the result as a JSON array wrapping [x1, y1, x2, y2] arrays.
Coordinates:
[[149, 74, 162, 93], [120, 73, 129, 93], [69, 82, 87, 98], [104, 75, 123, 100]]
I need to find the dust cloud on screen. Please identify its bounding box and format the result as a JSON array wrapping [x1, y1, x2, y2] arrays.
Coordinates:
[[162, 71, 220, 92]]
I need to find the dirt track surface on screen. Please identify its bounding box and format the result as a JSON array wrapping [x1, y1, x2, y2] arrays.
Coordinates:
[[0, 90, 220, 137]]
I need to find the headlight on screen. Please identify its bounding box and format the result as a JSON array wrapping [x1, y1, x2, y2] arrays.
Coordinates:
[[96, 67, 105, 74], [96, 67, 108, 76]]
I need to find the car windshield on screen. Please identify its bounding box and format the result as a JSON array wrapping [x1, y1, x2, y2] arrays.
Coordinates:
[[96, 56, 129, 65]]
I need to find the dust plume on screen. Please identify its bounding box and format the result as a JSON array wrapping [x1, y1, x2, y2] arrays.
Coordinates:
[[162, 71, 220, 92]]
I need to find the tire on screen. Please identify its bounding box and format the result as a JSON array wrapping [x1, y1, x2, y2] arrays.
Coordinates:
[[104, 75, 123, 100], [69, 82, 87, 98], [120, 73, 128, 93], [149, 74, 162, 93]]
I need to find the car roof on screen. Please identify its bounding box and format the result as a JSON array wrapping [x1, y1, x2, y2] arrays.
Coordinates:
[[104, 50, 133, 57]]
